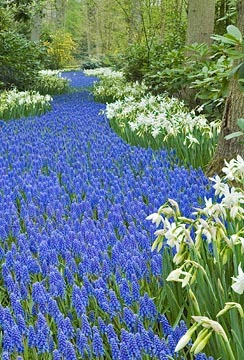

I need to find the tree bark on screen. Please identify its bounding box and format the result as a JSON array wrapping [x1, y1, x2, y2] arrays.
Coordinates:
[[129, 0, 142, 43], [55, 0, 67, 29], [206, 0, 244, 176], [186, 0, 215, 45], [30, 10, 42, 42]]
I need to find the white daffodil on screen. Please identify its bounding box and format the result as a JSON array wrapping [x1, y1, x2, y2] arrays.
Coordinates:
[[231, 264, 244, 295], [209, 175, 227, 197], [222, 158, 236, 180], [146, 213, 163, 227], [192, 316, 228, 341], [235, 155, 244, 180], [166, 268, 192, 288]]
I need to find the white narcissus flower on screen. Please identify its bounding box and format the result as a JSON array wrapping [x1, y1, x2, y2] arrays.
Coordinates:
[[222, 158, 235, 180], [235, 155, 244, 179], [166, 268, 192, 288], [185, 134, 200, 148], [231, 264, 244, 295], [146, 213, 163, 227], [191, 316, 228, 341], [175, 323, 199, 352], [209, 175, 228, 197]]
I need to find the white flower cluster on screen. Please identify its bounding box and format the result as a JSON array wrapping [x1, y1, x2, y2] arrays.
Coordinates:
[[3, 89, 52, 106], [84, 67, 124, 78], [106, 94, 220, 140], [147, 155, 244, 293], [0, 89, 53, 120], [95, 81, 148, 102], [39, 69, 62, 77]]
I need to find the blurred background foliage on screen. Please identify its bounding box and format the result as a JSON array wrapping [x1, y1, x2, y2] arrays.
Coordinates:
[[0, 0, 240, 118]]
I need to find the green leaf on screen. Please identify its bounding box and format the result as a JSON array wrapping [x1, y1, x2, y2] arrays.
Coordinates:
[[211, 34, 239, 45], [225, 131, 243, 140], [237, 118, 244, 130], [227, 25, 243, 43], [228, 63, 243, 78]]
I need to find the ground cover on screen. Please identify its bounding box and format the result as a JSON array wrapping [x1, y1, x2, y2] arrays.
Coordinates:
[[0, 71, 215, 359]]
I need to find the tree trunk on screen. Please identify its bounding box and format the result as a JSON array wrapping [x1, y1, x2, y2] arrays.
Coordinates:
[[55, 0, 67, 29], [30, 11, 42, 42], [186, 0, 215, 45], [129, 0, 142, 43], [206, 0, 244, 176]]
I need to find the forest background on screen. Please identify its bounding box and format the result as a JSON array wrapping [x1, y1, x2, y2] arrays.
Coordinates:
[[0, 0, 243, 172]]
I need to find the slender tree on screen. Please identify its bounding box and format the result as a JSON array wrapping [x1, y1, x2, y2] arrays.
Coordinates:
[[206, 0, 244, 176], [186, 0, 216, 45]]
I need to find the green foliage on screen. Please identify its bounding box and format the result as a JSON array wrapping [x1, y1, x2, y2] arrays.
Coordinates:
[[215, 0, 237, 35], [0, 6, 14, 31], [44, 30, 76, 69], [0, 31, 45, 91], [120, 43, 151, 82], [121, 25, 243, 120], [120, 31, 185, 83], [81, 57, 106, 70], [146, 42, 231, 115], [143, 45, 187, 96], [34, 71, 71, 95], [212, 25, 244, 90]]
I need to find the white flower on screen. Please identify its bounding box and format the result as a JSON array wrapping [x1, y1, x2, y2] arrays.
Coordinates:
[[221, 187, 244, 210], [235, 155, 244, 179], [184, 134, 200, 148], [231, 264, 244, 294], [146, 213, 163, 227], [166, 268, 192, 288], [192, 316, 227, 340], [222, 158, 236, 180], [209, 175, 227, 196]]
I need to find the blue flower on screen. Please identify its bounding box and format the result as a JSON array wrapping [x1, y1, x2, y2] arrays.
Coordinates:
[[36, 328, 49, 354], [141, 330, 153, 355], [2, 352, 10, 360], [81, 314, 92, 339], [109, 290, 121, 312], [63, 317, 75, 339], [28, 325, 36, 348], [16, 314, 27, 335], [106, 324, 118, 343], [3, 331, 14, 353], [119, 341, 130, 360], [159, 314, 173, 336], [0, 71, 215, 360], [92, 326, 104, 357], [127, 333, 141, 359], [98, 317, 106, 334], [76, 330, 88, 357], [65, 340, 77, 360], [109, 337, 120, 360], [58, 330, 67, 355], [123, 307, 135, 332], [119, 279, 132, 306], [131, 277, 140, 302], [53, 349, 61, 360], [12, 324, 24, 352]]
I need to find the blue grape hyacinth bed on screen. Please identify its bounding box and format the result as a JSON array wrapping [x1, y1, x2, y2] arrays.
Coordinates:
[[0, 71, 214, 359]]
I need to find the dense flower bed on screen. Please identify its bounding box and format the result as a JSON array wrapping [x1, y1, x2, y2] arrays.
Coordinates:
[[0, 72, 214, 359], [0, 89, 52, 121]]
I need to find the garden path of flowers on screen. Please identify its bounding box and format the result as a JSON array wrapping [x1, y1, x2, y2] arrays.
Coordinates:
[[0, 72, 214, 359]]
